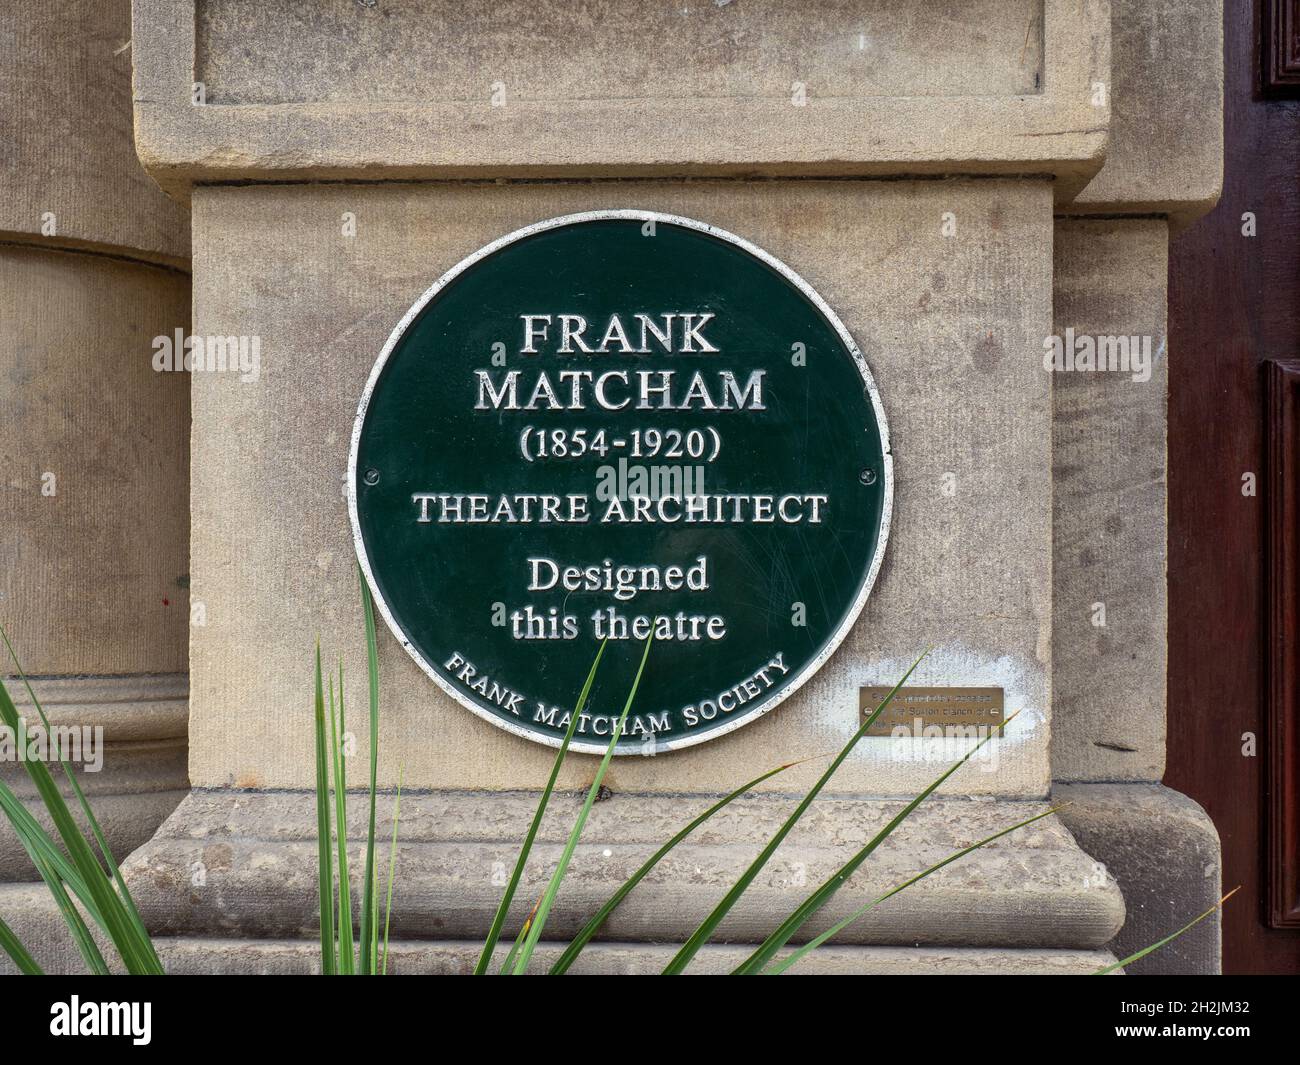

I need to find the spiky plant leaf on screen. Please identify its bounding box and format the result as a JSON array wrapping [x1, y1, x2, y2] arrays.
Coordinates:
[[380, 767, 403, 975], [0, 910, 42, 975], [765, 804, 1062, 974], [662, 651, 927, 974], [733, 708, 1019, 974], [313, 644, 337, 975], [358, 568, 381, 974], [1093, 887, 1240, 975], [512, 637, 653, 973], [327, 670, 353, 974], [0, 632, 160, 974], [550, 759, 801, 975], [474, 641, 608, 974]]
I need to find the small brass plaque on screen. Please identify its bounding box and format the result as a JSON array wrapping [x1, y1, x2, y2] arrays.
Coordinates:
[[859, 686, 1005, 737]]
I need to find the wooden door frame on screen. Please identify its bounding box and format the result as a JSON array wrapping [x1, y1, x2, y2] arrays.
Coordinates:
[[1166, 0, 1300, 972]]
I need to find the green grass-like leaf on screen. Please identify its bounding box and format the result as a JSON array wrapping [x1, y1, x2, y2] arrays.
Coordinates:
[[0, 785, 110, 975], [381, 766, 403, 975], [474, 640, 608, 975], [310, 575, 396, 977], [733, 708, 1019, 974], [498, 895, 541, 975], [32, 851, 109, 975], [313, 644, 337, 975], [0, 778, 101, 920], [359, 568, 381, 974], [765, 804, 1063, 974], [0, 910, 42, 975], [0, 629, 161, 974], [5, 640, 161, 971], [512, 637, 654, 973], [1092, 886, 1240, 975], [327, 669, 354, 974], [0, 770, 111, 973], [549, 758, 803, 975], [662, 651, 927, 974]]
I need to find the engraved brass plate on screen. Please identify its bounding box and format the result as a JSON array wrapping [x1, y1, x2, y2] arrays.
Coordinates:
[[859, 686, 1005, 736]]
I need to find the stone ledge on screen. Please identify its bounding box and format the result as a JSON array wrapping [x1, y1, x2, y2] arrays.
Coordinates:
[[120, 789, 1125, 950], [1067, 0, 1223, 230], [0, 738, 188, 882], [1053, 782, 1222, 974], [132, 0, 1109, 203], [0, 884, 1118, 974], [5, 674, 189, 740], [0, 883, 111, 974], [156, 937, 1119, 976]]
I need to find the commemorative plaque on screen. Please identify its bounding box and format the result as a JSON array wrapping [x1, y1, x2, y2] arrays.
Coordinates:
[[349, 211, 891, 754]]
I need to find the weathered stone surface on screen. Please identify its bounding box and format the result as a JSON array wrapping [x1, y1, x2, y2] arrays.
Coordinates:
[[188, 179, 1055, 797], [0, 247, 191, 676], [1051, 219, 1168, 782], [0, 0, 1229, 983], [0, 883, 114, 974], [1054, 783, 1221, 974], [121, 790, 1124, 949], [1070, 0, 1223, 227], [0, 0, 189, 265], [133, 0, 1109, 202]]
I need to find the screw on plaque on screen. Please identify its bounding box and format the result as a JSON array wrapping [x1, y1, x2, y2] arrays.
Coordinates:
[[859, 468, 877, 485], [363, 468, 380, 486]]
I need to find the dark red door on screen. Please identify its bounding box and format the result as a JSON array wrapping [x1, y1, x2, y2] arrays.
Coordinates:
[[1166, 0, 1300, 973]]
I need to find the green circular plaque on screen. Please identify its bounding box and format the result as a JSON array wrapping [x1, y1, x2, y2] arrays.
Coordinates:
[[350, 211, 891, 754]]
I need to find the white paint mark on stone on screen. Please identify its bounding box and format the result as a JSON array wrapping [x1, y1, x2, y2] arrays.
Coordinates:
[[808, 642, 1045, 771]]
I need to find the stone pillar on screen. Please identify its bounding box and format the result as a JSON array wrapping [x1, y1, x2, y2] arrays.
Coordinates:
[[109, 0, 1141, 975], [0, 0, 191, 967], [1050, 0, 1224, 974]]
